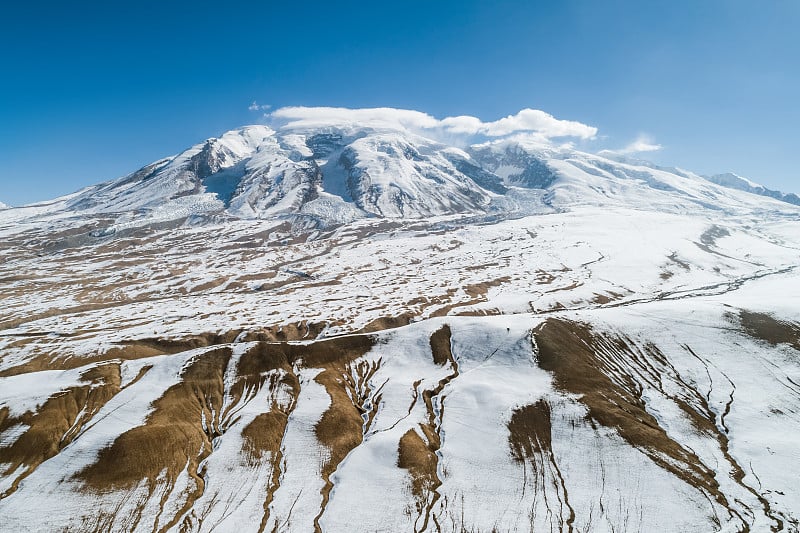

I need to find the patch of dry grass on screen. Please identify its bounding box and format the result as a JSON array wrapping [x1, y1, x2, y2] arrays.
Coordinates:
[[398, 428, 438, 508], [429, 325, 453, 366], [78, 347, 232, 492], [0, 362, 123, 497], [738, 310, 800, 351], [534, 319, 726, 505], [508, 399, 552, 462]]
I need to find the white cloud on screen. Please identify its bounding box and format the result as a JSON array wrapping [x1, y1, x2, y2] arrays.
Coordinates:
[[474, 109, 597, 138], [267, 106, 598, 143], [249, 101, 272, 112], [601, 134, 662, 156], [270, 106, 439, 130]]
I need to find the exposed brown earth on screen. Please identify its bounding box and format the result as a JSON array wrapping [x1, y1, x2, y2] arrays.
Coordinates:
[[533, 319, 732, 513], [242, 410, 289, 462], [430, 277, 510, 317], [356, 313, 415, 334], [534, 318, 793, 531], [508, 399, 553, 463], [78, 347, 232, 491], [507, 399, 575, 531], [236, 344, 303, 463], [535, 269, 557, 284], [0, 332, 241, 378], [397, 428, 438, 511], [0, 321, 333, 378], [398, 324, 457, 532], [239, 320, 330, 342], [0, 301, 135, 331], [0, 362, 123, 498], [109, 332, 244, 357], [429, 325, 453, 366], [737, 310, 800, 351], [309, 334, 377, 532], [463, 277, 511, 299], [239, 367, 299, 533], [313, 369, 364, 493], [590, 291, 625, 305]]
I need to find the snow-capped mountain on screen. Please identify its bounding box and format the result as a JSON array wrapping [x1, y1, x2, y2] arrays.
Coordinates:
[[1, 112, 799, 532], [706, 172, 800, 206], [5, 122, 796, 235]]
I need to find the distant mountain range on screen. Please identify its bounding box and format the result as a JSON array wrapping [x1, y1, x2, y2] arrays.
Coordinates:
[[705, 172, 800, 206]]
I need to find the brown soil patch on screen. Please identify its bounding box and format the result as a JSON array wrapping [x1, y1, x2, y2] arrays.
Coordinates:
[[533, 319, 727, 506], [0, 331, 242, 378], [245, 405, 288, 450], [430, 277, 510, 317], [240, 397, 296, 463], [173, 341, 302, 532], [238, 364, 300, 533], [107, 331, 243, 358], [78, 347, 232, 495], [356, 313, 415, 334], [464, 277, 511, 299], [544, 280, 581, 294], [507, 399, 575, 529], [535, 270, 556, 284], [508, 399, 553, 461], [398, 428, 438, 509], [229, 343, 296, 405], [0, 362, 123, 498], [188, 278, 229, 293], [464, 262, 501, 271], [399, 325, 459, 530], [233, 271, 278, 284], [0, 322, 333, 378], [0, 301, 133, 331], [429, 325, 453, 366], [239, 320, 329, 342], [590, 291, 625, 305], [308, 334, 378, 532], [737, 310, 800, 351]]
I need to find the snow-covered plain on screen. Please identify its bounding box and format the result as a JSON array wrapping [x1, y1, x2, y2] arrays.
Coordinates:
[[1, 120, 799, 532]]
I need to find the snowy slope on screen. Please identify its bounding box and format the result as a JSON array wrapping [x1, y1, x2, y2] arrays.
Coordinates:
[[706, 172, 800, 206], [3, 120, 797, 236], [1, 113, 800, 532], [2, 204, 799, 532]]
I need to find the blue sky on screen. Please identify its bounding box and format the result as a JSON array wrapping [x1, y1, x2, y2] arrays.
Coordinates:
[[1, 0, 798, 205]]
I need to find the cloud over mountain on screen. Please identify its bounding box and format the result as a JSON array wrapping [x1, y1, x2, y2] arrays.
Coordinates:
[[600, 134, 662, 156], [268, 106, 598, 143]]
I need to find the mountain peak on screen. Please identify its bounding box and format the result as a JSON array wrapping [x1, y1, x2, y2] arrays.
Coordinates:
[[2, 119, 799, 235]]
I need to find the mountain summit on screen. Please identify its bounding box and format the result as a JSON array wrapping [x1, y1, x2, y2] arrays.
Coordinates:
[[5, 110, 798, 237]]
